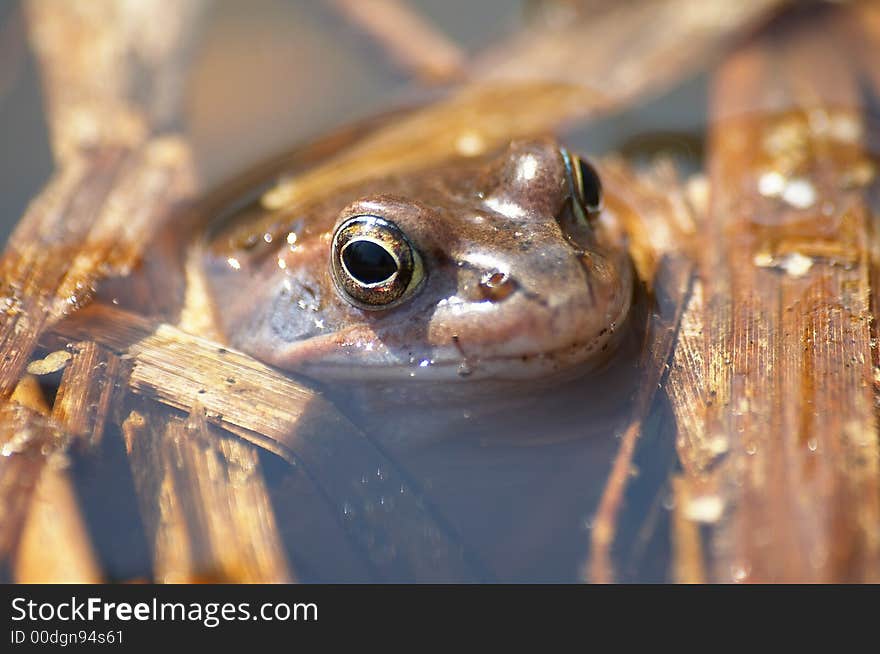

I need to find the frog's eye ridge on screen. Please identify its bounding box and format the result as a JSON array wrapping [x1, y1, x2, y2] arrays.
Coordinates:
[[561, 148, 603, 221], [331, 215, 424, 310]]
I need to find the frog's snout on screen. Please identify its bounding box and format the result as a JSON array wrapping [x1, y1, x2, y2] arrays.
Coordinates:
[[420, 136, 632, 378]]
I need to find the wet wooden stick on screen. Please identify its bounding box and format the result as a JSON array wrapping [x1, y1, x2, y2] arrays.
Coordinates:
[[696, 4, 880, 582], [3, 376, 103, 582], [0, 152, 116, 396], [51, 304, 334, 458], [0, 373, 102, 583], [584, 159, 697, 583], [0, 0, 207, 583], [24, 0, 210, 161], [586, 258, 693, 583], [328, 0, 466, 82], [473, 0, 785, 90], [14, 463, 103, 583], [670, 476, 708, 584], [0, 399, 56, 561], [122, 405, 292, 583], [51, 341, 124, 447], [1, 0, 203, 396]]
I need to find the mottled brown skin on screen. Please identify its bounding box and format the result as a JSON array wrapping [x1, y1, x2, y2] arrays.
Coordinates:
[[200, 137, 634, 406]]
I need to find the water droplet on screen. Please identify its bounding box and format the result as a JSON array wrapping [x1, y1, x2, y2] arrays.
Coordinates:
[[781, 178, 816, 209], [478, 270, 517, 302], [730, 563, 751, 583], [707, 434, 729, 456], [780, 252, 813, 277], [758, 171, 786, 197], [684, 495, 724, 523], [455, 131, 485, 156]]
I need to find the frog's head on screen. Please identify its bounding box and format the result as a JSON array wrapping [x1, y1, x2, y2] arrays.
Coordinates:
[[206, 137, 634, 392]]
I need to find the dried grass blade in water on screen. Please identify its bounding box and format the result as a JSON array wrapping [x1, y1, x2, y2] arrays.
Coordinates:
[[0, 400, 64, 564], [0, 383, 100, 583], [13, 460, 103, 583], [51, 341, 123, 447], [0, 0, 207, 580], [328, 0, 466, 83], [24, 0, 210, 161], [474, 0, 787, 91], [121, 404, 292, 583], [677, 3, 880, 582], [583, 158, 697, 583], [0, 1, 204, 394], [0, 152, 120, 397]]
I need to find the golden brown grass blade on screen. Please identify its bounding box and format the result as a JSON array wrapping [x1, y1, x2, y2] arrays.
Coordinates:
[[50, 341, 123, 447], [670, 3, 880, 582], [122, 405, 293, 583], [583, 158, 697, 582], [328, 0, 466, 83]]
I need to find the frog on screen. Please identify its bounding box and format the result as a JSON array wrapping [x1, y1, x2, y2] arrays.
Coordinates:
[[198, 136, 635, 420]]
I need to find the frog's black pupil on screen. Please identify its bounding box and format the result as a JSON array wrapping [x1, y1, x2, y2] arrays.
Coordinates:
[[343, 240, 398, 284], [578, 159, 602, 211]]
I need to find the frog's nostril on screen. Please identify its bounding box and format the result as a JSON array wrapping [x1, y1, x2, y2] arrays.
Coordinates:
[[478, 270, 518, 302]]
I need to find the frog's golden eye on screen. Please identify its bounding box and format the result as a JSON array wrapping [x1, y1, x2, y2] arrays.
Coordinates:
[[331, 215, 425, 310], [561, 148, 603, 222]]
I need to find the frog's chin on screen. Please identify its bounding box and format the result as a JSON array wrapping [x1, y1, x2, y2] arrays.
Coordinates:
[[286, 305, 636, 401], [316, 321, 642, 449]]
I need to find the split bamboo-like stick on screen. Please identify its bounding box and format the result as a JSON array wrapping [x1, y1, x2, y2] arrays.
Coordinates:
[[0, 0, 206, 581], [327, 0, 466, 82], [2, 380, 100, 583], [584, 158, 697, 582], [122, 405, 292, 583], [667, 3, 880, 582], [13, 464, 103, 583], [51, 341, 123, 447]]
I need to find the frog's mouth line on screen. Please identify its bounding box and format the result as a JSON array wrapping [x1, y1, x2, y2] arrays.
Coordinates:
[[285, 283, 634, 383], [293, 325, 629, 384]]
